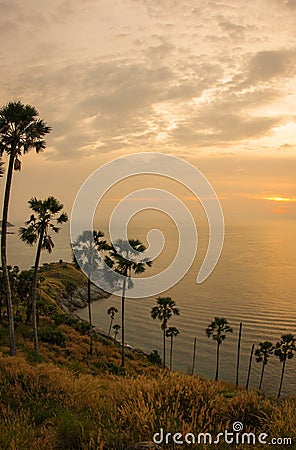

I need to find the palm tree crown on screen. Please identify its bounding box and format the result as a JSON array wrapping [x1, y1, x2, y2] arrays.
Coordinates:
[[106, 238, 152, 280], [0, 101, 51, 168], [151, 297, 180, 325], [166, 326, 180, 339], [19, 196, 68, 252], [72, 230, 110, 277], [205, 317, 233, 344], [274, 334, 296, 362]]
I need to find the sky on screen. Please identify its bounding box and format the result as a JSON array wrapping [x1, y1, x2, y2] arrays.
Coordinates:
[[0, 0, 296, 225]]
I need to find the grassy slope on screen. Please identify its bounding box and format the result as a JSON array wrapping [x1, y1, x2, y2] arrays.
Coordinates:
[[0, 263, 295, 449]]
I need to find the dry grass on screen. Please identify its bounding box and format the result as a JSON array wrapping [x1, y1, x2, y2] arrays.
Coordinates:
[[0, 263, 295, 449], [0, 354, 295, 449]]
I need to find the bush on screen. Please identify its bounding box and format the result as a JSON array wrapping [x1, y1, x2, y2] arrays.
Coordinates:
[[148, 349, 162, 366], [37, 297, 59, 316], [54, 409, 86, 449], [39, 324, 66, 347]]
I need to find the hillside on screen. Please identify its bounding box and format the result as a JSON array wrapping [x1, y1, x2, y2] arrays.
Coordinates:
[[0, 263, 295, 449]]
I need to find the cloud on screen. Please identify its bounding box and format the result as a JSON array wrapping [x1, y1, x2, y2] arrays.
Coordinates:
[[0, 0, 295, 161], [245, 48, 296, 86], [285, 0, 296, 8]]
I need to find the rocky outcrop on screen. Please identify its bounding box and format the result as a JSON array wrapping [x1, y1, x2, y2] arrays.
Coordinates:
[[57, 284, 109, 313]]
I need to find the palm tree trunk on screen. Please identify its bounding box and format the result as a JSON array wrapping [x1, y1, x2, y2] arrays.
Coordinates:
[[259, 363, 265, 390], [32, 228, 44, 357], [215, 342, 220, 381], [191, 337, 197, 376], [162, 322, 166, 369], [87, 275, 93, 355], [1, 152, 16, 356], [170, 336, 173, 371], [108, 317, 113, 335], [278, 358, 286, 399], [245, 343, 254, 390], [236, 322, 242, 386], [121, 276, 127, 367]]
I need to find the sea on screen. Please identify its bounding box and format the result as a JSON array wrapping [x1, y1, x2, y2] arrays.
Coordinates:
[[5, 220, 296, 397]]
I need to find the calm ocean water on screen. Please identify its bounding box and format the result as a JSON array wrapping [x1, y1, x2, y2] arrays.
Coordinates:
[[6, 220, 296, 396]]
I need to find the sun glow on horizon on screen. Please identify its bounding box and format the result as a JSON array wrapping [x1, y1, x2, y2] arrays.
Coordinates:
[[264, 196, 296, 203]]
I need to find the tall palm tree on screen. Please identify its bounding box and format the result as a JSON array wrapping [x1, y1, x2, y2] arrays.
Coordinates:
[[205, 317, 233, 381], [274, 334, 296, 399], [72, 230, 110, 355], [106, 239, 152, 367], [107, 306, 118, 335], [0, 101, 51, 355], [166, 326, 180, 371], [255, 341, 274, 390], [151, 297, 180, 369], [113, 323, 121, 341], [19, 196, 68, 356]]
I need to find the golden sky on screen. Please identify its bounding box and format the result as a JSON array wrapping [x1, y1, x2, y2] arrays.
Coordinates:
[[0, 0, 295, 223]]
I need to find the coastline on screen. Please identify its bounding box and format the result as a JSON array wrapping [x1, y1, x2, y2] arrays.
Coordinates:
[[58, 281, 149, 358]]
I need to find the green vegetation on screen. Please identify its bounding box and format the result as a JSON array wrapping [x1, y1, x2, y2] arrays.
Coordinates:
[[0, 262, 295, 449]]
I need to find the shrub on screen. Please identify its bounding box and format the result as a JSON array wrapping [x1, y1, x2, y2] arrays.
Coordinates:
[[148, 349, 162, 366], [39, 324, 66, 347]]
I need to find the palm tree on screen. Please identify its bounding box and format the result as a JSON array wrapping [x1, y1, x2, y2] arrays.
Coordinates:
[[0, 101, 51, 355], [151, 297, 180, 369], [19, 196, 68, 356], [205, 317, 233, 381], [107, 306, 118, 335], [255, 341, 274, 390], [72, 230, 110, 355], [106, 239, 152, 367], [274, 334, 296, 399], [113, 323, 121, 340], [166, 326, 180, 371]]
